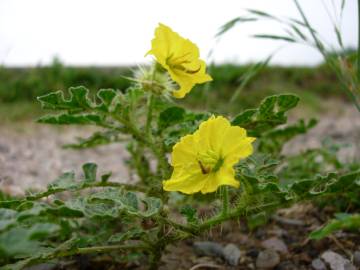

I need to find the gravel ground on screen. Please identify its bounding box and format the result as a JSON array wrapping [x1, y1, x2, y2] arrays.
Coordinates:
[[0, 125, 131, 195], [0, 101, 359, 195], [284, 102, 360, 163]]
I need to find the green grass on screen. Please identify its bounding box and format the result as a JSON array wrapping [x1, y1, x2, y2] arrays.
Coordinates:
[[0, 60, 347, 121], [0, 101, 42, 123]]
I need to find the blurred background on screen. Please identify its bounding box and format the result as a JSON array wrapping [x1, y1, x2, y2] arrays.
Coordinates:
[[0, 0, 357, 66], [0, 0, 358, 117], [0, 0, 359, 193]]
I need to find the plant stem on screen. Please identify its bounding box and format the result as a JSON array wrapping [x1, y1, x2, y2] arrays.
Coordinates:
[[149, 219, 167, 270], [294, 0, 360, 112], [59, 243, 146, 256], [146, 93, 154, 137], [221, 186, 229, 216], [293, 0, 325, 58]]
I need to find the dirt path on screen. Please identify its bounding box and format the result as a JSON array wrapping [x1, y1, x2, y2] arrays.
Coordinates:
[[0, 102, 359, 195]]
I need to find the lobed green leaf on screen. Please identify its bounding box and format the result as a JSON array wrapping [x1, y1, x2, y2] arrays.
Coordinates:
[[232, 94, 300, 136]]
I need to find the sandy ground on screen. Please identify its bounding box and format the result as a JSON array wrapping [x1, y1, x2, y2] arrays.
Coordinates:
[[0, 125, 131, 195], [0, 101, 359, 195]]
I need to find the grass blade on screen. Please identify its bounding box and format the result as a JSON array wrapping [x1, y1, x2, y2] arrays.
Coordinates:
[[252, 34, 297, 43], [230, 54, 273, 103], [216, 17, 257, 37]]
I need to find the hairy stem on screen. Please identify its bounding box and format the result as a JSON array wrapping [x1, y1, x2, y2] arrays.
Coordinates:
[[146, 93, 154, 138], [221, 186, 229, 216], [56, 243, 146, 256]]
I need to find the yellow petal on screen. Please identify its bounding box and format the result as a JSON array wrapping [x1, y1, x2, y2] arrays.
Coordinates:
[[224, 137, 256, 164], [162, 115, 255, 195], [147, 23, 182, 66], [169, 60, 212, 98], [200, 166, 239, 194], [197, 116, 230, 154], [163, 168, 209, 194], [219, 125, 255, 162], [147, 23, 212, 99], [171, 134, 198, 166], [168, 69, 195, 98]]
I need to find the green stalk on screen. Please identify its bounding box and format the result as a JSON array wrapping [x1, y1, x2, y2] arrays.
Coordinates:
[[293, 0, 326, 57], [58, 244, 146, 256], [221, 186, 229, 216], [294, 0, 360, 112], [145, 93, 154, 137]]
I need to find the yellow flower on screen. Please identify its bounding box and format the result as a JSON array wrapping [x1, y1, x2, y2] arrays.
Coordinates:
[[147, 23, 212, 98], [163, 116, 255, 194]]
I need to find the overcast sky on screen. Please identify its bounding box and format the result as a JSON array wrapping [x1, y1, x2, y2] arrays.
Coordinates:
[[0, 0, 357, 66]]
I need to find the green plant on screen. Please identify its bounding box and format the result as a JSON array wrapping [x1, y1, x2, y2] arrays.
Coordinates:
[[0, 23, 359, 270], [0, 86, 358, 269]]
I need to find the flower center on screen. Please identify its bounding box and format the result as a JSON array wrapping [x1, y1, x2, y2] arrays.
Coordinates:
[[166, 53, 201, 74], [197, 150, 224, 175]]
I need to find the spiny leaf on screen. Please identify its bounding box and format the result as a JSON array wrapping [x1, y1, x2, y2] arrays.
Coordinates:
[[158, 106, 186, 130], [37, 113, 104, 125], [37, 87, 122, 127], [0, 209, 17, 231], [37, 86, 92, 111], [82, 163, 97, 183], [37, 87, 121, 112], [27, 223, 60, 240], [47, 172, 77, 192], [180, 205, 198, 224], [162, 111, 211, 149], [96, 88, 121, 113], [258, 118, 318, 153], [64, 197, 119, 218], [87, 188, 162, 218], [108, 228, 145, 243], [44, 163, 109, 193], [63, 131, 122, 149], [232, 94, 300, 136], [0, 224, 58, 259]]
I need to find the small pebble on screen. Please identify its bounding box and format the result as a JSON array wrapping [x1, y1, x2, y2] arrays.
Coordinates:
[[246, 248, 259, 258], [256, 249, 280, 269], [25, 263, 57, 270], [223, 243, 241, 266], [321, 250, 356, 270], [353, 251, 360, 267], [276, 260, 297, 270], [193, 241, 223, 258], [311, 258, 326, 270], [261, 237, 288, 254], [0, 143, 9, 153]]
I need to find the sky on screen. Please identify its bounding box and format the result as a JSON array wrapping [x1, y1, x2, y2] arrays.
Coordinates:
[[0, 0, 357, 67]]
